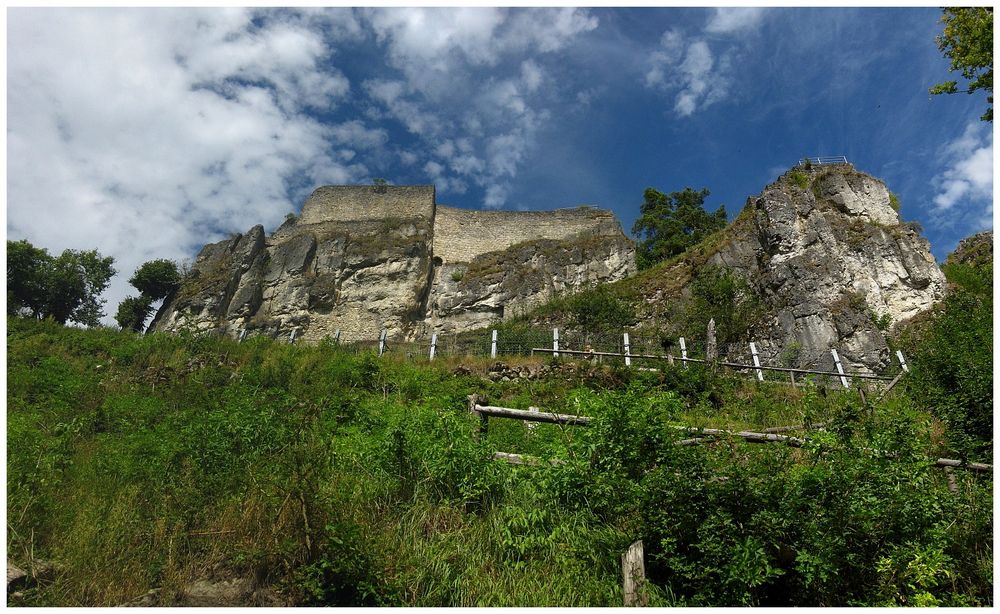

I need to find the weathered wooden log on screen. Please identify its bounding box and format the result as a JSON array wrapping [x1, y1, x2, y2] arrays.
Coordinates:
[[935, 458, 992, 473], [473, 404, 592, 426], [672, 426, 806, 447], [763, 423, 827, 433]]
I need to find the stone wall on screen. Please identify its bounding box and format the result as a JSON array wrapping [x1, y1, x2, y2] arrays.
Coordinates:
[[432, 205, 623, 264], [299, 185, 435, 225]]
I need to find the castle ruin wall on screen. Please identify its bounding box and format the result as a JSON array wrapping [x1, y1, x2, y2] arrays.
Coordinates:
[[432, 204, 623, 263]]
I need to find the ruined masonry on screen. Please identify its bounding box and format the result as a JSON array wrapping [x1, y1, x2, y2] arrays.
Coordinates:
[[149, 186, 636, 341]]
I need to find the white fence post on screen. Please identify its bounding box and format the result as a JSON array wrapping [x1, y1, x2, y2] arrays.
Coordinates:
[[896, 350, 909, 373], [429, 333, 437, 360], [831, 348, 849, 388], [749, 342, 764, 381], [238, 329, 247, 343], [553, 328, 560, 358], [679, 337, 687, 368], [491, 329, 498, 359], [378, 329, 387, 357], [289, 327, 297, 344], [334, 329, 341, 344], [623, 332, 632, 367]]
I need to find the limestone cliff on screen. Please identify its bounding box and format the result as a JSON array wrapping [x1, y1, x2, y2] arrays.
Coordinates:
[[627, 163, 946, 372], [149, 186, 636, 341]]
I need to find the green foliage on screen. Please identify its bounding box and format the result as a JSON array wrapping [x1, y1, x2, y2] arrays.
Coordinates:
[[566, 286, 636, 332], [683, 267, 764, 344], [888, 192, 901, 213], [789, 171, 810, 189], [7, 239, 115, 326], [6, 316, 993, 606], [450, 270, 464, 282], [632, 187, 728, 270], [901, 259, 993, 459], [930, 7, 993, 122], [129, 258, 181, 301], [114, 295, 154, 332]]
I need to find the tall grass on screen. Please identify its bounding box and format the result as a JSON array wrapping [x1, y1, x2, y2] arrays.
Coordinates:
[[7, 317, 992, 606]]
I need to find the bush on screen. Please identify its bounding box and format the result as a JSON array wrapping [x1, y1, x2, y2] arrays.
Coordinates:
[[901, 261, 992, 458], [682, 267, 764, 344], [566, 286, 635, 332], [789, 171, 810, 189]]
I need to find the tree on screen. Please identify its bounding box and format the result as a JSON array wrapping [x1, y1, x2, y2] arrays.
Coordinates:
[[930, 7, 993, 122], [7, 240, 115, 326], [129, 258, 181, 301], [631, 187, 728, 269], [7, 239, 51, 317], [115, 258, 181, 333], [115, 295, 155, 332]]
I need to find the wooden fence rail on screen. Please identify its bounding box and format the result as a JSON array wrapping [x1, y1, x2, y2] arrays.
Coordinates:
[[472, 404, 592, 427], [474, 400, 993, 474]]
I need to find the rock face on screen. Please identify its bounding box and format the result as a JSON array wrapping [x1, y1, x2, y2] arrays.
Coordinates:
[[150, 185, 636, 341], [647, 163, 946, 372]]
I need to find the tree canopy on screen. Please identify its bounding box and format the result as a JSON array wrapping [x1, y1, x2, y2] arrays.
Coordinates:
[[115, 295, 155, 332], [930, 7, 993, 122], [631, 187, 728, 269], [129, 258, 181, 301], [115, 258, 182, 332], [7, 239, 115, 327]]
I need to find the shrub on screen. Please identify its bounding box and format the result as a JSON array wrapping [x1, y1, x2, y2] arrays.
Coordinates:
[[888, 192, 901, 213], [567, 286, 635, 332], [789, 171, 810, 189]]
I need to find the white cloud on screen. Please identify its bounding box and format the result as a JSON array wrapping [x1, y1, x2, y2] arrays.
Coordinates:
[[361, 7, 598, 208], [932, 123, 993, 212], [646, 31, 728, 118], [705, 8, 767, 34], [8, 8, 379, 325], [645, 9, 765, 117]]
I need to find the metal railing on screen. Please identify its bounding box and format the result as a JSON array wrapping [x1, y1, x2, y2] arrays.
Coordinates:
[[798, 156, 849, 166]]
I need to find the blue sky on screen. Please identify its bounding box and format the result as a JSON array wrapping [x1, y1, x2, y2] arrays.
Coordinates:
[[7, 7, 993, 323]]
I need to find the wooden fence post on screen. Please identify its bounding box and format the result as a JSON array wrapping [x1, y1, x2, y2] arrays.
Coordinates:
[[553, 328, 560, 358], [679, 337, 687, 368], [831, 348, 849, 388], [749, 342, 764, 381], [705, 319, 717, 370], [622, 540, 647, 607], [491, 329, 498, 359], [378, 329, 388, 357], [429, 333, 437, 360], [623, 332, 632, 367]]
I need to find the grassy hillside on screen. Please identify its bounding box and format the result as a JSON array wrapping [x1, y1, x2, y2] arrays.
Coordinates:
[[7, 312, 992, 606]]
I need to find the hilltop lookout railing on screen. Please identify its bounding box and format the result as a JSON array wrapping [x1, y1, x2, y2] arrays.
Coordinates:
[[798, 156, 849, 166]]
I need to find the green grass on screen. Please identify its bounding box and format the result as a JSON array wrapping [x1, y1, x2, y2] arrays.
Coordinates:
[[6, 316, 993, 606]]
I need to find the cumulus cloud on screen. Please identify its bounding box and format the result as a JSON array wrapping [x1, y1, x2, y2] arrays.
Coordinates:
[[361, 7, 597, 208], [8, 8, 381, 324], [705, 8, 767, 34], [645, 9, 766, 117], [931, 123, 993, 228]]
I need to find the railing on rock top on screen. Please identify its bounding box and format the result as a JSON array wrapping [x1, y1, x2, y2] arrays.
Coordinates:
[[798, 155, 849, 166]]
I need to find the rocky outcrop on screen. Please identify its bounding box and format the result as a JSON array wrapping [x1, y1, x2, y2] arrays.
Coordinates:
[[636, 163, 946, 372], [150, 186, 636, 341], [945, 231, 992, 268]]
